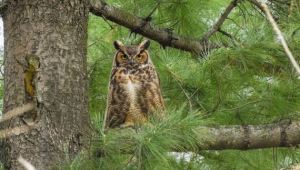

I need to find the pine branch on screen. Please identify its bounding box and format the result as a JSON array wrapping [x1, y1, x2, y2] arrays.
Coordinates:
[[89, 1, 220, 55], [201, 0, 240, 41], [196, 120, 300, 150], [101, 120, 300, 152], [261, 2, 300, 76]]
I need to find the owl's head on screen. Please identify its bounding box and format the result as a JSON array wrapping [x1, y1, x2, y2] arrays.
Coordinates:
[[113, 40, 151, 68]]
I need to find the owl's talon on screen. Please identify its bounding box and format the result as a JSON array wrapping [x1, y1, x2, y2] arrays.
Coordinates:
[[119, 122, 135, 129]]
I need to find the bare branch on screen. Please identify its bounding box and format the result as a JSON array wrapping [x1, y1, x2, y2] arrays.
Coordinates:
[[261, 2, 300, 76], [201, 0, 240, 41], [0, 124, 36, 139], [196, 120, 300, 150], [18, 156, 36, 170], [247, 0, 267, 13], [0, 103, 35, 123], [89, 1, 220, 55], [248, 0, 300, 76]]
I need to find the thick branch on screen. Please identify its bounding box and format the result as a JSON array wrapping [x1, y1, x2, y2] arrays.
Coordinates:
[[103, 120, 300, 152], [89, 1, 219, 55], [197, 120, 300, 150], [201, 0, 240, 41]]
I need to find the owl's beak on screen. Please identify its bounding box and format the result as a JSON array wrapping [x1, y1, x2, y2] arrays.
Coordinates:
[[128, 59, 134, 66]]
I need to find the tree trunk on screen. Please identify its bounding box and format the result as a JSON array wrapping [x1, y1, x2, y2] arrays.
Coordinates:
[[0, 0, 89, 169]]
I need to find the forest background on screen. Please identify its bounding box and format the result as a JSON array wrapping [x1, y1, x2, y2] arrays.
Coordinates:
[[1, 0, 300, 169]]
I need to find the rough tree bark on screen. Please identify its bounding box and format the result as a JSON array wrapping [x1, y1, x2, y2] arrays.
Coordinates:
[[0, 0, 89, 169]]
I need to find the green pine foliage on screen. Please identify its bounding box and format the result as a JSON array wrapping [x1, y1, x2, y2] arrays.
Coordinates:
[[76, 0, 300, 169]]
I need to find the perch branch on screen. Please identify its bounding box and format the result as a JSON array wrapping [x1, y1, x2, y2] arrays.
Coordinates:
[[102, 120, 300, 152], [195, 120, 300, 150]]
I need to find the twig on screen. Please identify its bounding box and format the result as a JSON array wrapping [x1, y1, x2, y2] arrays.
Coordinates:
[[165, 66, 193, 111], [218, 29, 234, 39], [144, 1, 160, 22], [218, 29, 239, 46], [102, 17, 115, 30], [201, 0, 240, 41], [129, 2, 161, 38], [260, 2, 300, 76]]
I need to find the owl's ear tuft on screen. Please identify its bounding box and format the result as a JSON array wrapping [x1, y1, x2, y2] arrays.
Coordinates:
[[113, 40, 124, 50], [139, 40, 150, 50]]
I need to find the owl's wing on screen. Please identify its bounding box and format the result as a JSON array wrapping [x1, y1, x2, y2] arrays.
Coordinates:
[[143, 68, 165, 118], [103, 67, 127, 128], [103, 67, 118, 129], [156, 72, 165, 110]]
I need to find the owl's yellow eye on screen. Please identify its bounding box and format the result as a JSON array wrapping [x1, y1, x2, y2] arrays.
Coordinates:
[[118, 53, 127, 60], [137, 51, 147, 60], [121, 55, 127, 60]]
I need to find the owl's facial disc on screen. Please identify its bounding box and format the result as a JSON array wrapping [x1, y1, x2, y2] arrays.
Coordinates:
[[114, 40, 150, 68], [115, 51, 128, 66], [134, 51, 148, 64]]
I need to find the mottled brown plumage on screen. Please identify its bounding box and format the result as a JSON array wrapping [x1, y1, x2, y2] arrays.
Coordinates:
[[104, 40, 165, 128]]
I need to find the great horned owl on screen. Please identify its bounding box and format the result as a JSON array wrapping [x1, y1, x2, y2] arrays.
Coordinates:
[[104, 40, 165, 128]]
